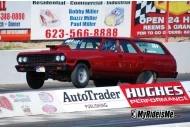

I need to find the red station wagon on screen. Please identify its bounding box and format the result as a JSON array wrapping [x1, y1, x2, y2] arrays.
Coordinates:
[[15, 37, 178, 89]]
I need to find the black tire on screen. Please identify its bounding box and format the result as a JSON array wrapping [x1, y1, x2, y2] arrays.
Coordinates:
[[71, 63, 90, 88], [136, 71, 157, 84], [26, 72, 45, 89], [93, 79, 118, 87]]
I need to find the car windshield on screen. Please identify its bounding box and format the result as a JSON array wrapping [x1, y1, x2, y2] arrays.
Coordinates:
[[62, 38, 101, 50]]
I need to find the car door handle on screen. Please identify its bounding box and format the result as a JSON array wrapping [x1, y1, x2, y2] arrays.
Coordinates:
[[118, 54, 123, 57], [138, 56, 144, 59]]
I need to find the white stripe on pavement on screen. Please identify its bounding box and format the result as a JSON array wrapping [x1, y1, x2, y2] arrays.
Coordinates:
[[140, 122, 190, 127]]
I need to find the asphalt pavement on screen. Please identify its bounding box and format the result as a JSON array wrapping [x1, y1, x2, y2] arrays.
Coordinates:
[[0, 73, 189, 93], [1, 105, 190, 127]]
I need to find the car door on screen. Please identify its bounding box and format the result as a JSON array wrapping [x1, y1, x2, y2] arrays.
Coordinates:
[[98, 39, 123, 77], [119, 39, 145, 77], [133, 41, 175, 77]]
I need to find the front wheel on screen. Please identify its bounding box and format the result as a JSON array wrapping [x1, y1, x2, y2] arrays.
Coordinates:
[[26, 72, 45, 89], [136, 71, 157, 84], [71, 63, 90, 88]]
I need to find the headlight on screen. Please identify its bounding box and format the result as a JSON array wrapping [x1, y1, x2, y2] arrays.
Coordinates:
[[56, 55, 65, 62], [56, 56, 60, 61], [60, 55, 65, 61], [23, 57, 27, 62], [18, 57, 22, 63]]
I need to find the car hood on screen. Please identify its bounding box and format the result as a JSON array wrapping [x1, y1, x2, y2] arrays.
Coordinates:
[[18, 50, 64, 56], [18, 45, 70, 56]]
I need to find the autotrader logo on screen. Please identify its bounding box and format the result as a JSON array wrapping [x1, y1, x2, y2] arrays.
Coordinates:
[[63, 89, 121, 102]]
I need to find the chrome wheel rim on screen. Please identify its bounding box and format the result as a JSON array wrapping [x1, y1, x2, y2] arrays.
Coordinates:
[[78, 67, 87, 83], [145, 71, 154, 84], [137, 71, 154, 84]]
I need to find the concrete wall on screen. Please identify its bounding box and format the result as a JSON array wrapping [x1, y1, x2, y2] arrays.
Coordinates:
[[164, 42, 190, 74], [0, 43, 189, 84], [0, 49, 52, 84]]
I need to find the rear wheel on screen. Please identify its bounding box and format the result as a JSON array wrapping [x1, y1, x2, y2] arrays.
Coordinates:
[[136, 71, 157, 84], [71, 63, 90, 88], [26, 72, 45, 89], [93, 79, 118, 87]]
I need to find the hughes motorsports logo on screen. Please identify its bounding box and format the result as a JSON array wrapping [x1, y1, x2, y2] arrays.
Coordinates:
[[120, 82, 190, 107]]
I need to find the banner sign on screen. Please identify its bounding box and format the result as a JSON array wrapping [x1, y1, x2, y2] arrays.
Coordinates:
[[55, 87, 129, 112], [120, 82, 190, 108], [37, 91, 64, 114], [1, 81, 190, 118], [2, 1, 190, 41], [31, 1, 132, 40], [0, 1, 31, 41], [131, 1, 190, 37]]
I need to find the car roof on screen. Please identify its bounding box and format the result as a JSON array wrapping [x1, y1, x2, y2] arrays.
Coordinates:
[[66, 36, 162, 44]]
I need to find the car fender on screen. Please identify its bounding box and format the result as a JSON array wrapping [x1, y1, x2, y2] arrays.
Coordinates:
[[74, 59, 92, 75], [141, 69, 159, 78]]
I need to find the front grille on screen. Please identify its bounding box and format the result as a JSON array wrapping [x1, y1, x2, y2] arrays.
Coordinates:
[[27, 55, 55, 63]]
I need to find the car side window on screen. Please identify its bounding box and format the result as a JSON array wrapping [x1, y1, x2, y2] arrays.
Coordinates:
[[101, 40, 118, 52], [80, 42, 93, 49], [119, 40, 137, 53], [79, 42, 98, 49], [134, 41, 167, 54], [96, 42, 100, 49], [80, 42, 86, 48]]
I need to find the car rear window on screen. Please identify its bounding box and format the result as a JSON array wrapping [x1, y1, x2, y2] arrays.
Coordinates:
[[134, 41, 167, 54]]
